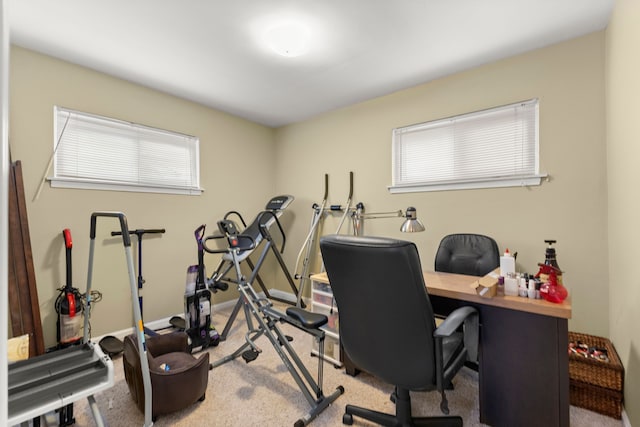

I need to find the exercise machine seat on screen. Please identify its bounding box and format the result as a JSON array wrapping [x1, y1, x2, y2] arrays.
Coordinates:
[[435, 233, 499, 277], [123, 332, 209, 420], [320, 234, 478, 426]]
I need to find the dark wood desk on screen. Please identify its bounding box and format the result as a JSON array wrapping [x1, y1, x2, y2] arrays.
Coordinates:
[[310, 271, 572, 427]]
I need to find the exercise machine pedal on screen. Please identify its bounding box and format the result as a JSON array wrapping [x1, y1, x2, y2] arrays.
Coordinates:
[[169, 316, 185, 330], [242, 349, 259, 363]]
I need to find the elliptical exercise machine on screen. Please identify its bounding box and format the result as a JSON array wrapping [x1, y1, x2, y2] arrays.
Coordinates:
[[293, 172, 355, 307], [208, 218, 343, 426]]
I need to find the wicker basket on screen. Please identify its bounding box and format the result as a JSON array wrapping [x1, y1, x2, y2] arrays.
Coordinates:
[[568, 332, 624, 418], [570, 380, 623, 419]]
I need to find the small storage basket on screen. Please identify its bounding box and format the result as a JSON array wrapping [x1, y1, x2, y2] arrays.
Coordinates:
[[568, 332, 624, 419]]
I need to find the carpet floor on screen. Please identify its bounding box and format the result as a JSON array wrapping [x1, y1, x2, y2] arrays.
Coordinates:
[[69, 302, 625, 427]]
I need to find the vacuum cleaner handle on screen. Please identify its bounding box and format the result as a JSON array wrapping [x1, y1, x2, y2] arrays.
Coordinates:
[[62, 228, 77, 317], [63, 228, 73, 249], [63, 228, 73, 290], [194, 224, 206, 249]]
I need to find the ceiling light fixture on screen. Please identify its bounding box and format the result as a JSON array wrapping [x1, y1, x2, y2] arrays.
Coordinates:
[[264, 21, 311, 57]]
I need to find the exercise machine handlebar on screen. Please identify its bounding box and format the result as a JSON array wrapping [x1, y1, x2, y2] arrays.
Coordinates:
[[111, 228, 166, 237], [91, 212, 130, 245], [256, 210, 287, 254], [224, 210, 247, 228], [202, 219, 257, 254]]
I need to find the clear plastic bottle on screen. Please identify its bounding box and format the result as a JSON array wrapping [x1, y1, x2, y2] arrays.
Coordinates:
[[500, 248, 516, 277]]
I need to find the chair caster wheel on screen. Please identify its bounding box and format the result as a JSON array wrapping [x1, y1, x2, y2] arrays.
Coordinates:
[[294, 419, 304, 427], [343, 413, 353, 425]]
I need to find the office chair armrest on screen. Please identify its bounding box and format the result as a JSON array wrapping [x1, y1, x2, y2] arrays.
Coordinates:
[[434, 306, 477, 338], [434, 306, 479, 364]]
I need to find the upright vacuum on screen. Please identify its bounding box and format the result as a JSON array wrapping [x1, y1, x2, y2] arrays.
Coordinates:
[[183, 224, 223, 351], [55, 229, 84, 347], [54, 228, 84, 426]]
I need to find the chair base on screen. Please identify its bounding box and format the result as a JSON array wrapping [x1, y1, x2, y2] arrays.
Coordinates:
[[344, 404, 462, 427], [343, 386, 462, 427]]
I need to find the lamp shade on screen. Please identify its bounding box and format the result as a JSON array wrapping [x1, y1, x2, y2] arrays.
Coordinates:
[[400, 207, 425, 233]]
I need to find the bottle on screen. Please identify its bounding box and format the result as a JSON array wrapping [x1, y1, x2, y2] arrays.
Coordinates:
[[539, 265, 568, 303], [518, 274, 528, 297], [504, 272, 519, 296], [544, 240, 563, 285], [528, 279, 537, 299], [500, 249, 516, 277]]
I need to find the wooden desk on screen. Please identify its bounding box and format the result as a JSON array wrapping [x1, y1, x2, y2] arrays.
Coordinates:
[[310, 271, 572, 427]]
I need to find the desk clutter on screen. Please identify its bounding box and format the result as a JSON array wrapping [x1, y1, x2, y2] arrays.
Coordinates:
[[490, 240, 568, 303], [568, 332, 624, 419]]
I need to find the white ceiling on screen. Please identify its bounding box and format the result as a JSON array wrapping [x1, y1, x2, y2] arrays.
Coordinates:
[[8, 1, 613, 128]]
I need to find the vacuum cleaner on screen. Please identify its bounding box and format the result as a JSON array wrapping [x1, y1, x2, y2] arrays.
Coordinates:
[[55, 229, 83, 347], [53, 229, 84, 426], [171, 224, 224, 351]]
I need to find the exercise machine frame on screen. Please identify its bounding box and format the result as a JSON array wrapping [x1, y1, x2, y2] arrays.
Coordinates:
[[208, 196, 304, 341], [293, 172, 356, 306], [209, 219, 343, 426], [8, 212, 151, 426]]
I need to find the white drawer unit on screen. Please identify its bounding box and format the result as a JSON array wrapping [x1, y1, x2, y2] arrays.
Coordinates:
[[310, 277, 342, 367]]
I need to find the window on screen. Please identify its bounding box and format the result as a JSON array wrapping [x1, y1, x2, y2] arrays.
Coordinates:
[[51, 106, 202, 195], [390, 99, 545, 193]]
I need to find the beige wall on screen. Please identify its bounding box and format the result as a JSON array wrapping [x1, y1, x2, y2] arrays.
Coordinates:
[[9, 46, 276, 348], [606, 0, 640, 424], [276, 32, 608, 337]]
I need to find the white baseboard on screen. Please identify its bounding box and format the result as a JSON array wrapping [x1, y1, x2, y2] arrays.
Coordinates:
[[622, 408, 632, 427], [268, 288, 298, 304], [91, 289, 307, 345]]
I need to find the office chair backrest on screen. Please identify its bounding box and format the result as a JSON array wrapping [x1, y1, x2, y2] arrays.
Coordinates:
[[320, 234, 437, 390], [435, 233, 499, 276]]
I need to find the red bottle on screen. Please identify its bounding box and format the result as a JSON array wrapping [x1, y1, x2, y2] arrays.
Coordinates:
[[537, 263, 568, 303]]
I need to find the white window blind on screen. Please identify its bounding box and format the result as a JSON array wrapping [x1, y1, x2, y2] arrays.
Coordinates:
[[51, 106, 202, 195], [390, 99, 545, 193]]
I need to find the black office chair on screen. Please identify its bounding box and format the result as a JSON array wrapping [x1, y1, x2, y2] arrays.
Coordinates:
[[434, 233, 499, 277], [320, 234, 478, 426]]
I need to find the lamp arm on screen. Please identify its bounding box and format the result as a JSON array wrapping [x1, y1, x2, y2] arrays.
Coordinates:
[[353, 210, 403, 220]]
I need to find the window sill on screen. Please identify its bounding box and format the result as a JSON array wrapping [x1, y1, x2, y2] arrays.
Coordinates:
[[388, 174, 547, 193], [49, 177, 203, 196]]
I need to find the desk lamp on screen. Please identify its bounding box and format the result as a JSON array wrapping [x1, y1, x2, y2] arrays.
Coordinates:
[[351, 203, 425, 236]]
